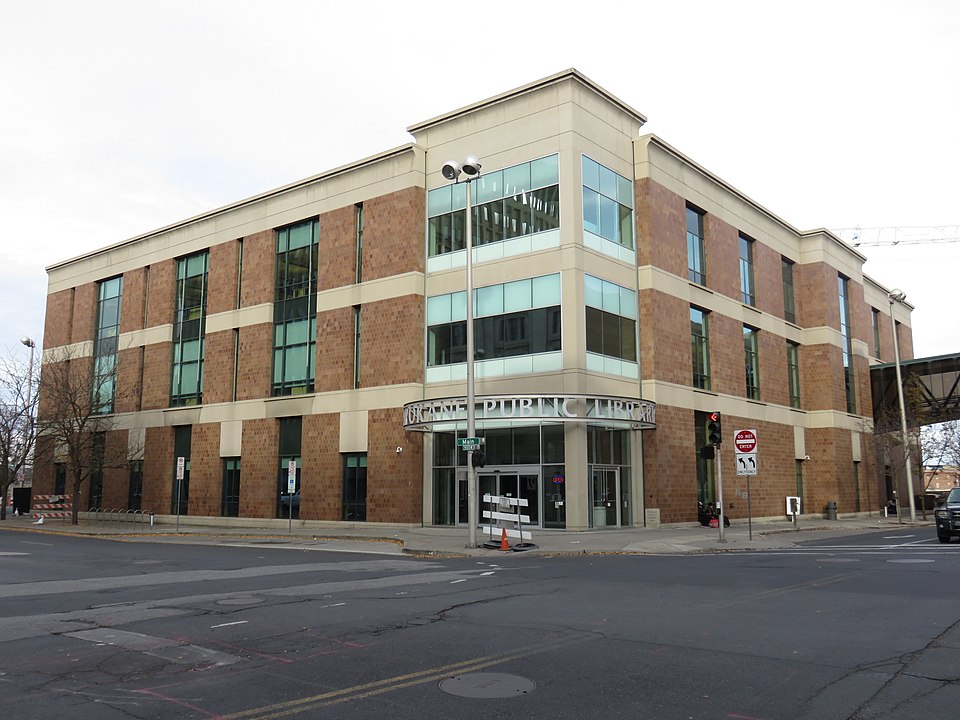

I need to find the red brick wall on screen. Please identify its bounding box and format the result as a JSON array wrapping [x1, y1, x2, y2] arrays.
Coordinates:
[[141, 343, 172, 410], [114, 346, 143, 414], [301, 413, 340, 520], [319, 206, 356, 291], [316, 307, 354, 393], [43, 288, 74, 348], [703, 214, 739, 300], [121, 267, 147, 334], [635, 178, 686, 276], [240, 230, 274, 308], [360, 296, 424, 387], [362, 187, 425, 282], [753, 240, 784, 318], [203, 329, 236, 405], [367, 408, 422, 523], [143, 426, 174, 513], [236, 324, 272, 401], [639, 289, 689, 385], [100, 430, 131, 510], [208, 240, 241, 315], [145, 260, 176, 329], [641, 405, 698, 520], [240, 418, 278, 518], [71, 283, 96, 345], [188, 423, 221, 516]]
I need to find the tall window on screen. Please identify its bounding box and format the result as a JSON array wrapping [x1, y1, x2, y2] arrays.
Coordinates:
[[128, 460, 143, 511], [274, 219, 319, 396], [871, 307, 881, 358], [582, 156, 634, 249], [342, 453, 367, 521], [585, 275, 637, 364], [277, 417, 302, 519], [427, 274, 562, 367], [93, 277, 122, 413], [691, 307, 711, 390], [355, 203, 364, 283], [222, 458, 240, 517], [695, 410, 716, 506], [686, 206, 705, 284], [171, 426, 191, 515], [838, 275, 856, 413], [739, 235, 756, 306], [781, 257, 796, 323], [427, 155, 559, 256], [744, 326, 760, 400], [353, 306, 361, 389], [171, 251, 208, 406], [786, 341, 801, 408], [54, 463, 66, 496]]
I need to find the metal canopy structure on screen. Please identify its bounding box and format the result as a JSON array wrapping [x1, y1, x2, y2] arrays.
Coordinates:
[[871, 353, 960, 430]]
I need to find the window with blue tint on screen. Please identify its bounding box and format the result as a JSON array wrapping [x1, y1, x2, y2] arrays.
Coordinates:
[[427, 155, 559, 257], [687, 206, 705, 284], [427, 274, 562, 366], [585, 275, 637, 362], [171, 250, 208, 407], [691, 307, 710, 390], [274, 219, 319, 396], [93, 276, 123, 413], [582, 156, 634, 250]]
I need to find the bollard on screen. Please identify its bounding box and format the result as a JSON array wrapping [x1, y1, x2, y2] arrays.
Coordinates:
[[150, 512, 155, 527], [825, 501, 838, 521]]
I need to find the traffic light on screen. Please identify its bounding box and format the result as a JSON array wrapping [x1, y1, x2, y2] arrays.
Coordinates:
[[707, 412, 722, 445], [471, 451, 485, 468]]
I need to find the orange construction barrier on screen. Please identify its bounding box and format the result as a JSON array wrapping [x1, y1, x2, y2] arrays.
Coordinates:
[[500, 528, 509, 551]]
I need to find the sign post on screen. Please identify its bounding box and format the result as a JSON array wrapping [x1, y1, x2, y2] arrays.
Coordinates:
[[734, 430, 758, 540], [175, 456, 185, 533], [287, 460, 297, 533]]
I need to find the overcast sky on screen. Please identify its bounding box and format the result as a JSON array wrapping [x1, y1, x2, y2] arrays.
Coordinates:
[[1, 0, 957, 367]]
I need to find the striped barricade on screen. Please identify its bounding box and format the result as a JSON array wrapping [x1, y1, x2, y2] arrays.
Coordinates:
[[32, 495, 73, 521]]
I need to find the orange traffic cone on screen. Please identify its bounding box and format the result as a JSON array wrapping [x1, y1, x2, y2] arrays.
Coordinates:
[[500, 528, 509, 551]]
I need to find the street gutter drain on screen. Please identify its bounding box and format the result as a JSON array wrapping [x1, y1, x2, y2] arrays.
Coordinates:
[[439, 673, 535, 698]]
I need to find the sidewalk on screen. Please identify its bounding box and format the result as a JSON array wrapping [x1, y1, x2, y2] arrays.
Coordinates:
[[0, 512, 935, 557]]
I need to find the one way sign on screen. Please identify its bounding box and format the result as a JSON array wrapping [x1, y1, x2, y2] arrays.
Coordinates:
[[736, 453, 757, 476]]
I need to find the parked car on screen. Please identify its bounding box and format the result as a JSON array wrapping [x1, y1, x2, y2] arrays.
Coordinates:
[[934, 488, 960, 543]]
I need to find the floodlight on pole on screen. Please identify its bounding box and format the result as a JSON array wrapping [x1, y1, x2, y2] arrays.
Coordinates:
[[887, 289, 916, 523], [441, 156, 482, 548]]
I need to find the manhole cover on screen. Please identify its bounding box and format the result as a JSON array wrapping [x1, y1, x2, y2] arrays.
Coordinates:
[[216, 597, 267, 606], [439, 672, 535, 698]]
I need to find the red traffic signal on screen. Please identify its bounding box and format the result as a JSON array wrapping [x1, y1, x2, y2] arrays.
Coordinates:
[[707, 412, 722, 445]]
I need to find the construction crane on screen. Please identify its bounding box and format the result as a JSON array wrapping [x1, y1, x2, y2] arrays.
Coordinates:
[[831, 226, 960, 247]]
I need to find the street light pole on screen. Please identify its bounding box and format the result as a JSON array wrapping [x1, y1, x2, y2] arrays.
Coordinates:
[[20, 336, 35, 454], [441, 157, 482, 548], [887, 290, 916, 523]]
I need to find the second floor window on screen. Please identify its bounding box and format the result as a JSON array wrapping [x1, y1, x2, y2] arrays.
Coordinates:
[[787, 341, 801, 408], [782, 257, 796, 323], [93, 276, 122, 414], [274, 220, 318, 396], [691, 307, 710, 390], [744, 325, 760, 400], [171, 251, 208, 406]]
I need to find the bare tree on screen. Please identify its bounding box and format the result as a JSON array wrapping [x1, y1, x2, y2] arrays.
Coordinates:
[[36, 346, 137, 525], [0, 351, 37, 520]]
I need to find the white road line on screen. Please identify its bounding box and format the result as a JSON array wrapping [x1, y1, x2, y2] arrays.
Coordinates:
[[0, 552, 29, 556], [450, 579, 467, 584], [480, 571, 496, 576], [211, 621, 249, 628]]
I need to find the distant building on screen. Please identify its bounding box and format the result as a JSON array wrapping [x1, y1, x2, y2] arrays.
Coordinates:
[[924, 466, 960, 492], [35, 69, 913, 528]]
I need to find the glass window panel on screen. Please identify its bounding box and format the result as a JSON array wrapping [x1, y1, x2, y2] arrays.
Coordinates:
[[474, 201, 504, 246], [284, 346, 308, 382], [288, 222, 313, 249], [583, 187, 600, 236], [599, 164, 618, 200], [286, 318, 310, 344], [273, 350, 283, 382], [619, 204, 634, 249], [476, 285, 503, 317], [503, 194, 528, 239], [531, 186, 559, 232], [427, 295, 451, 325], [171, 363, 181, 391], [582, 156, 600, 191], [514, 426, 540, 464], [450, 291, 467, 322], [532, 273, 561, 307], [475, 171, 502, 204], [617, 175, 634, 208], [602, 311, 620, 358], [427, 185, 452, 217], [602, 280, 621, 314], [180, 362, 199, 393], [599, 194, 619, 242], [620, 317, 637, 361], [186, 252, 206, 277], [531, 155, 559, 188], [100, 277, 122, 299], [100, 297, 120, 328], [584, 274, 603, 309], [503, 279, 532, 313], [182, 339, 201, 362], [450, 182, 467, 211], [586, 306, 604, 355], [502, 164, 530, 196], [619, 286, 637, 320], [541, 423, 564, 463]]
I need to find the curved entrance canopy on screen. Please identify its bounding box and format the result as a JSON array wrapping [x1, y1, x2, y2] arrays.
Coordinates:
[[403, 393, 656, 431]]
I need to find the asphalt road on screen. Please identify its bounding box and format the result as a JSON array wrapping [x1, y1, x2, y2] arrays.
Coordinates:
[[1, 529, 958, 719]]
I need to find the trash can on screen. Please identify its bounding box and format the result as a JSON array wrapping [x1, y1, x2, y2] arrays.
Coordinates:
[[825, 501, 837, 521]]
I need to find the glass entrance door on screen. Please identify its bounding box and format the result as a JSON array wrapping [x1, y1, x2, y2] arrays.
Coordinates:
[[476, 469, 541, 527], [591, 467, 620, 528]]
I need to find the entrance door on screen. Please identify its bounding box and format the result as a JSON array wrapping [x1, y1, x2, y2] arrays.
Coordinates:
[[476, 469, 541, 527], [591, 467, 620, 528]]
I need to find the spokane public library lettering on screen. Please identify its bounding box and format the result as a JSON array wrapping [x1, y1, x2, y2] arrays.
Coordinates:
[[404, 394, 656, 530]]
